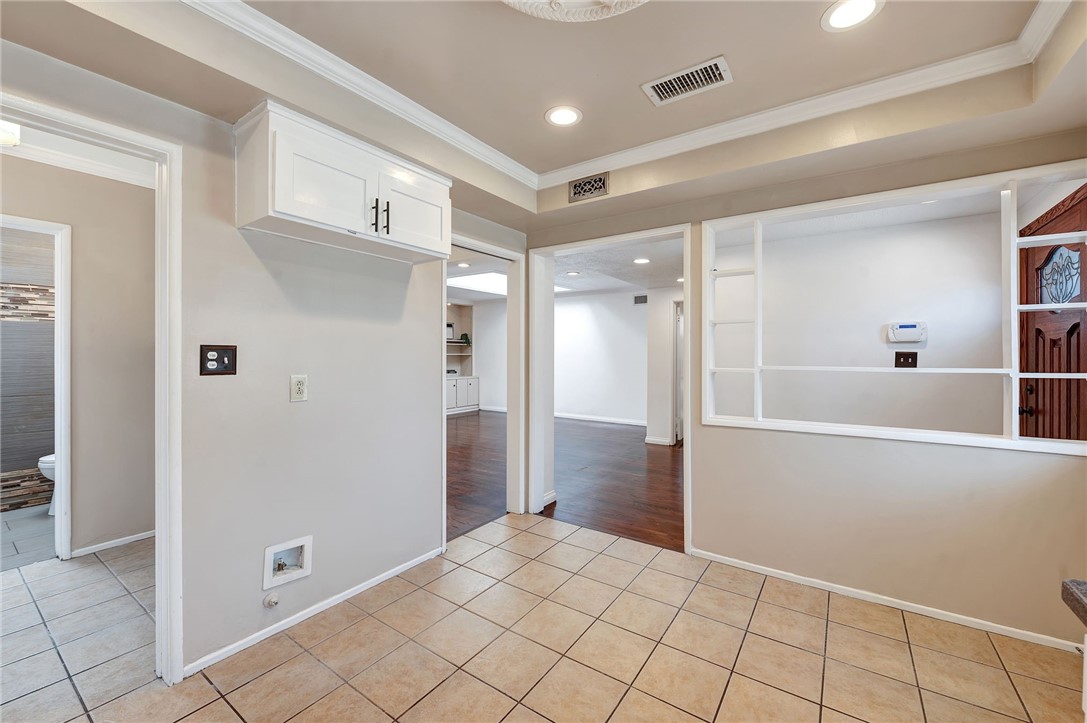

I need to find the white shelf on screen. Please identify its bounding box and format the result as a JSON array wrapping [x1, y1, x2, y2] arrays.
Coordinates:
[[710, 368, 755, 373], [1018, 303, 1087, 311], [711, 319, 755, 326], [447, 353, 472, 356], [760, 366, 1012, 375], [1016, 231, 1086, 248], [1019, 373, 1087, 380], [711, 267, 755, 278]]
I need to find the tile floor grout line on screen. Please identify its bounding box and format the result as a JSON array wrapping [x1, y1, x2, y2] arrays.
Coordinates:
[[714, 570, 768, 722], [902, 606, 929, 723], [988, 630, 1034, 723]]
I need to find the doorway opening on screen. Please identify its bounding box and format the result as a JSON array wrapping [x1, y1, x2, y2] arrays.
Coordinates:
[[528, 225, 692, 551]]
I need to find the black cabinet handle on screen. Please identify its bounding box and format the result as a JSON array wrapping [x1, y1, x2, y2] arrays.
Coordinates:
[[371, 199, 379, 233], [1018, 406, 1034, 417], [383, 201, 390, 234]]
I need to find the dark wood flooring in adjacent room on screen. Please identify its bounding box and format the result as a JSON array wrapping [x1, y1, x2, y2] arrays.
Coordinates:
[[446, 411, 684, 551]]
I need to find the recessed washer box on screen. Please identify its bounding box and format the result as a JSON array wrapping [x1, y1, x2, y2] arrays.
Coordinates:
[[263, 535, 312, 590]]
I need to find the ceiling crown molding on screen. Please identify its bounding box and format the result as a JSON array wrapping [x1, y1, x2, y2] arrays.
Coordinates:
[[182, 0, 1071, 194], [181, 0, 539, 190]]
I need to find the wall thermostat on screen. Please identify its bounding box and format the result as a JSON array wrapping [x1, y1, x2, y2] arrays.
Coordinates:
[[887, 322, 927, 344]]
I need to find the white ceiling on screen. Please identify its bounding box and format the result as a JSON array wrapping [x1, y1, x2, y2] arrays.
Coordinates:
[[446, 246, 511, 303]]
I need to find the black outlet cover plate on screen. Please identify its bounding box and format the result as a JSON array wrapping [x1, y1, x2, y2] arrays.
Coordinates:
[[200, 345, 237, 375], [895, 351, 918, 368]]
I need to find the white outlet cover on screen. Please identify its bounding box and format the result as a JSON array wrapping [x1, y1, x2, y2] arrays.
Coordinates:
[[290, 374, 308, 402]]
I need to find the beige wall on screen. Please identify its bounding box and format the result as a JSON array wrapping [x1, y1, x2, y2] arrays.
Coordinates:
[[1, 156, 155, 549], [646, 287, 684, 444]]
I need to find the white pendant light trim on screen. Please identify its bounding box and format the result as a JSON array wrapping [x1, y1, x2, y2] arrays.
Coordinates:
[[503, 0, 648, 23]]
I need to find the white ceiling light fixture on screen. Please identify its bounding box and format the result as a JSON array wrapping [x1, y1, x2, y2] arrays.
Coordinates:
[[448, 272, 569, 296], [546, 106, 583, 126], [677, 278, 684, 283], [502, 0, 648, 23], [633, 258, 650, 264], [0, 120, 21, 147], [566, 271, 581, 276], [821, 0, 883, 32], [457, 262, 471, 268]]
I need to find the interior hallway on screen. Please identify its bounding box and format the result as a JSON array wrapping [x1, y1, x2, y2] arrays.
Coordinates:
[[447, 411, 683, 550]]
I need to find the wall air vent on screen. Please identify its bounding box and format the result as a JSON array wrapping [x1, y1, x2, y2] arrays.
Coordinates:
[[568, 172, 609, 204], [642, 56, 733, 107], [634, 295, 648, 305]]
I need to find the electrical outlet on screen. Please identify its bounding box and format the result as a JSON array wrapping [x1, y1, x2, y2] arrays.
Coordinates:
[[290, 375, 308, 402], [895, 352, 918, 368]]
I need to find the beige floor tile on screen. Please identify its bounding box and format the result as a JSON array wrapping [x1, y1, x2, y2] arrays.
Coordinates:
[[828, 594, 906, 641], [464, 581, 543, 628], [904, 613, 1001, 667], [524, 658, 627, 723], [91, 675, 218, 723], [826, 622, 915, 684], [2, 603, 42, 636], [758, 578, 827, 618], [1, 568, 25, 589], [17, 557, 98, 583], [602, 591, 679, 641], [536, 542, 598, 573], [549, 575, 622, 617], [911, 646, 1026, 720], [503, 560, 573, 598], [1, 623, 54, 665], [498, 532, 558, 559], [292, 685, 391, 723], [649, 550, 710, 582], [46, 596, 146, 646], [36, 579, 127, 621], [24, 562, 108, 596], [820, 708, 865, 723], [204, 633, 303, 694], [400, 671, 515, 723], [443, 536, 493, 565], [310, 617, 408, 679], [504, 704, 551, 722], [72, 643, 156, 710], [0, 679, 84, 723], [1, 584, 33, 611], [465, 522, 524, 546], [178, 698, 244, 722], [349, 641, 455, 717], [285, 601, 367, 649], [628, 568, 696, 608], [463, 631, 560, 699], [662, 610, 745, 669], [58, 615, 155, 674], [1, 649, 67, 705], [747, 602, 825, 655], [103, 549, 155, 576], [398, 556, 459, 587], [116, 567, 155, 594], [603, 538, 661, 566], [415, 609, 503, 665], [95, 538, 153, 563], [1011, 672, 1082, 723], [991, 634, 1082, 690], [822, 659, 923, 722], [683, 584, 756, 629], [424, 566, 498, 605], [567, 620, 656, 684], [564, 527, 619, 553], [717, 674, 820, 723], [348, 577, 417, 613], [634, 644, 730, 721], [494, 513, 544, 531], [528, 518, 580, 541], [611, 688, 702, 722], [733, 634, 824, 703], [464, 548, 531, 579], [579, 554, 643, 588], [372, 589, 456, 638], [921, 689, 1022, 722], [226, 653, 340, 723], [512, 600, 594, 653]]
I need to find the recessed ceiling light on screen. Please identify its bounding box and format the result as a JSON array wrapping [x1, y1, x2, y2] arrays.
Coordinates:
[[821, 0, 883, 32], [921, 200, 939, 205], [633, 258, 650, 264], [546, 106, 582, 126], [566, 271, 580, 276], [0, 120, 21, 147], [677, 278, 685, 283], [457, 262, 471, 268]]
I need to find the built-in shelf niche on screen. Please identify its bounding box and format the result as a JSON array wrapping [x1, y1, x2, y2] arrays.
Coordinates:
[[446, 303, 473, 376]]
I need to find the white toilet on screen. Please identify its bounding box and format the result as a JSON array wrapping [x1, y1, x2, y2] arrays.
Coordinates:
[[38, 454, 56, 516]]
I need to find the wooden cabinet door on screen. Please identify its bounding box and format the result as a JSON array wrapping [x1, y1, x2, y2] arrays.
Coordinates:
[[273, 130, 379, 234], [466, 378, 479, 407], [378, 170, 450, 256], [445, 380, 457, 410]]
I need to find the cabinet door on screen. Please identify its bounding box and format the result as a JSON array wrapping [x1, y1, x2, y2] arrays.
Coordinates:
[[445, 380, 457, 410], [466, 378, 479, 407], [378, 170, 450, 256], [455, 378, 469, 408], [273, 130, 379, 234]]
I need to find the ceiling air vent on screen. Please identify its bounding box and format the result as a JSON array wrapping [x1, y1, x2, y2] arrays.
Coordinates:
[[642, 56, 734, 107], [634, 295, 648, 305], [568, 172, 609, 204]]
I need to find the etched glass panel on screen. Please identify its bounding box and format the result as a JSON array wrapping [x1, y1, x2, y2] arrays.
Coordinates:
[[1039, 247, 1081, 304]]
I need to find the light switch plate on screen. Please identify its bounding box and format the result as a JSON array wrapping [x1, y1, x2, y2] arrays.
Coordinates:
[[895, 351, 918, 368], [200, 345, 236, 375]]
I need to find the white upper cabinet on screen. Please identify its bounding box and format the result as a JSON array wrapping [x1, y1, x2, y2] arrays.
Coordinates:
[[236, 101, 452, 264]]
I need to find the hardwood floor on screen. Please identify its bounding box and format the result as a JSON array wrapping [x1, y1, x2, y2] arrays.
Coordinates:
[[446, 411, 684, 551]]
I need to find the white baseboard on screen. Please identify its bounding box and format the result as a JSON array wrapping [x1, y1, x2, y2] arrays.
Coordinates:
[[689, 547, 1083, 654], [645, 436, 673, 445], [542, 490, 557, 506], [479, 406, 507, 413], [182, 546, 443, 677], [72, 530, 154, 557], [554, 412, 647, 427]]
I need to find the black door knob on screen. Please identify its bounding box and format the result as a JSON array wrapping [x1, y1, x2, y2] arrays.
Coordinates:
[[1018, 406, 1034, 417]]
